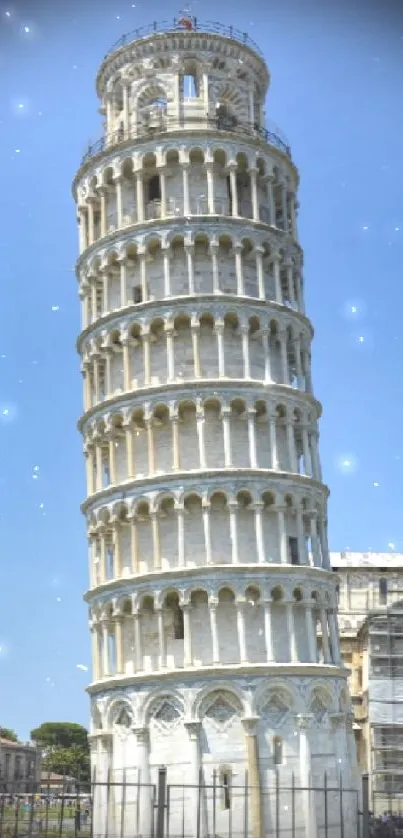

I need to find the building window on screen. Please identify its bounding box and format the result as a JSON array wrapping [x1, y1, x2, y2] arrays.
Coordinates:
[[148, 175, 161, 202], [173, 606, 184, 640], [183, 73, 198, 97], [273, 736, 283, 766], [289, 536, 299, 565], [133, 285, 143, 304], [379, 575, 388, 605], [220, 768, 231, 810], [14, 756, 21, 780]]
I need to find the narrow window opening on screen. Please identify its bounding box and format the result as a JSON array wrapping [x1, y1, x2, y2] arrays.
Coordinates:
[[183, 74, 198, 97], [379, 575, 388, 605], [133, 285, 143, 304], [148, 175, 161, 202], [106, 543, 114, 579], [173, 605, 184, 640], [226, 175, 232, 214], [289, 536, 299, 565], [273, 736, 283, 766], [221, 769, 231, 810]]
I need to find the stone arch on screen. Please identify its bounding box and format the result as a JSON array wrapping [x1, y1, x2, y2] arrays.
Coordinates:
[[136, 82, 168, 119], [309, 684, 334, 723], [216, 582, 237, 600], [255, 681, 297, 721], [188, 145, 206, 164], [192, 681, 247, 722], [106, 695, 135, 729], [215, 82, 248, 123], [140, 688, 185, 726], [211, 145, 228, 166]]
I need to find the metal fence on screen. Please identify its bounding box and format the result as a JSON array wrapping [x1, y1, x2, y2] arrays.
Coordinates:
[[105, 19, 265, 59], [1, 771, 401, 838], [79, 117, 292, 167]]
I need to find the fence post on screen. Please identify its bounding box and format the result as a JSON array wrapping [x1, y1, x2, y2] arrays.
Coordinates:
[[156, 767, 167, 838], [362, 774, 369, 838]]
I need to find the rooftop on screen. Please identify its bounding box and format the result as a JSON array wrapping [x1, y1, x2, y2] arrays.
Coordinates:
[[330, 551, 403, 569]]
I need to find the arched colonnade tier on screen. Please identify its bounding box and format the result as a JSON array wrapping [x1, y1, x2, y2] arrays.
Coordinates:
[[82, 396, 322, 495], [91, 680, 350, 734], [88, 578, 341, 680], [85, 485, 330, 586], [79, 310, 313, 413], [78, 232, 304, 329], [74, 148, 298, 255]]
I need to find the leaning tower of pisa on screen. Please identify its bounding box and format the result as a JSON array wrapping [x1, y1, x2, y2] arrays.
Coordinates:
[[73, 16, 358, 838]]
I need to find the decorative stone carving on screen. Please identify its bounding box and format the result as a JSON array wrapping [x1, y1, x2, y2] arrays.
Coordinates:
[[114, 705, 132, 729], [260, 690, 290, 726], [310, 694, 328, 724], [203, 692, 240, 730], [150, 698, 182, 733]]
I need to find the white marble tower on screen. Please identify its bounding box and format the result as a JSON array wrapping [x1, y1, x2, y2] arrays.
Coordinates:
[[73, 16, 358, 838]]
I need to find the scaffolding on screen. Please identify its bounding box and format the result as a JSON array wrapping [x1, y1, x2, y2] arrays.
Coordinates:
[[366, 608, 403, 812]]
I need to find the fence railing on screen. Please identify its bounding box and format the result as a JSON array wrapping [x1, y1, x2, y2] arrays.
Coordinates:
[[0, 768, 368, 838], [1, 770, 402, 837], [105, 19, 265, 59], [79, 117, 292, 167]]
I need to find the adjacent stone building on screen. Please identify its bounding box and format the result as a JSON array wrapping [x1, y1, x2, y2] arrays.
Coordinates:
[[0, 737, 40, 793], [73, 16, 357, 837], [332, 551, 403, 814]]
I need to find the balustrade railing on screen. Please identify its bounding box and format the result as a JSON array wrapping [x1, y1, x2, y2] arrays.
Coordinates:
[[80, 117, 291, 166], [106, 18, 266, 58]]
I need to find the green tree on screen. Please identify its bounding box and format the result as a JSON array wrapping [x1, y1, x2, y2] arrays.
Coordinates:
[[0, 727, 18, 742], [30, 722, 90, 783]]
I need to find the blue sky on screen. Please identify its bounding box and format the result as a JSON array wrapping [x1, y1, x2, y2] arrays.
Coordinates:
[[0, 0, 401, 739]]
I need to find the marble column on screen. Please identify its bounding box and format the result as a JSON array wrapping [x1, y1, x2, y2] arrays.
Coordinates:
[[250, 168, 259, 221], [182, 164, 190, 215], [254, 502, 265, 563], [210, 241, 219, 292], [277, 507, 288, 563], [263, 600, 273, 661], [235, 245, 244, 295], [91, 623, 101, 680], [228, 502, 239, 564], [209, 602, 219, 663], [157, 607, 166, 668], [236, 602, 247, 663], [184, 721, 202, 836], [248, 408, 257, 468], [164, 323, 175, 382], [162, 245, 171, 297], [222, 407, 232, 466], [330, 713, 347, 779], [242, 717, 263, 838], [296, 714, 318, 838], [183, 604, 192, 667], [206, 162, 215, 213], [305, 604, 317, 662], [229, 165, 238, 216], [320, 608, 331, 663], [202, 501, 212, 564], [132, 727, 152, 836], [115, 615, 124, 674]]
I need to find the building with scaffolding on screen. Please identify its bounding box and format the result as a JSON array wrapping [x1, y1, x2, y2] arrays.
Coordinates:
[[331, 551, 403, 814]]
